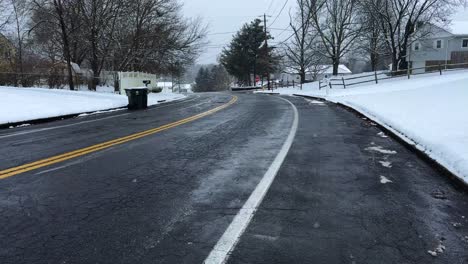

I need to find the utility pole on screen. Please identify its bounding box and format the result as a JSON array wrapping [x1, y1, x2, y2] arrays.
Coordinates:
[[263, 13, 271, 91]]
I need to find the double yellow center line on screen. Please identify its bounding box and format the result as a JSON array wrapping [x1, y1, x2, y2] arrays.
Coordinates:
[[0, 96, 238, 180]]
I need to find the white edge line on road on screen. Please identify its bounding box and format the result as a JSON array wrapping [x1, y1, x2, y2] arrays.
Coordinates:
[[203, 96, 299, 264], [0, 95, 201, 139]]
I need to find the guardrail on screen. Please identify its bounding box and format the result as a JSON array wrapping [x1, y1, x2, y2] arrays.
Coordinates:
[[230, 86, 263, 91], [319, 62, 468, 90], [231, 80, 303, 91]]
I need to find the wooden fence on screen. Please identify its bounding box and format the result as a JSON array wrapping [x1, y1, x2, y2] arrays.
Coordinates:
[[319, 62, 468, 90]]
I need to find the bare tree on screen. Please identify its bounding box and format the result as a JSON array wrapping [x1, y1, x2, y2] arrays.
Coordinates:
[[284, 0, 322, 83], [31, 0, 79, 90], [112, 0, 177, 71], [28, 0, 206, 90], [0, 0, 10, 30], [356, 0, 389, 71], [161, 16, 207, 75], [76, 0, 123, 90], [364, 0, 457, 71], [308, 0, 362, 75], [0, 0, 32, 86], [98, 0, 207, 81], [53, 0, 76, 90]]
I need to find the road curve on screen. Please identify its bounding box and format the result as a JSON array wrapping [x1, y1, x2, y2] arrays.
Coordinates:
[[0, 93, 295, 263], [0, 93, 467, 264]]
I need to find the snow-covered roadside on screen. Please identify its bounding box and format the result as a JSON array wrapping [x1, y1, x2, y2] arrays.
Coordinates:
[[0, 87, 186, 125], [264, 70, 468, 184]]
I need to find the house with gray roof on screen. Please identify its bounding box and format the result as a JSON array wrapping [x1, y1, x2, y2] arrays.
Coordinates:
[[408, 11, 468, 73]]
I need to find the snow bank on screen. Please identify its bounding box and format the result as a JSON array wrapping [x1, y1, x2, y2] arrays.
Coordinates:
[[268, 70, 468, 184], [0, 87, 185, 125]]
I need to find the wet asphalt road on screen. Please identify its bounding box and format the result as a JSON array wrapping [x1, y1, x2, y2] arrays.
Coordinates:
[[0, 92, 467, 264]]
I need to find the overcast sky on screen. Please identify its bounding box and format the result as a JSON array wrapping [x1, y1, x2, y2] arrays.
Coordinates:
[[182, 0, 296, 65]]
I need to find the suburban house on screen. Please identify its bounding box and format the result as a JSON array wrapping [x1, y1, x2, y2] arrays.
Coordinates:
[[280, 64, 352, 83], [409, 11, 468, 73], [312, 65, 353, 80]]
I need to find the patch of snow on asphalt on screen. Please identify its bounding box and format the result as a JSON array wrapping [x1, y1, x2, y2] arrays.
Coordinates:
[[0, 86, 185, 125], [307, 99, 325, 105], [77, 108, 125, 117], [428, 243, 446, 257], [379, 161, 393, 168], [267, 70, 468, 185], [378, 132, 388, 138], [380, 176, 393, 184], [366, 146, 397, 155], [9, 123, 31, 129]]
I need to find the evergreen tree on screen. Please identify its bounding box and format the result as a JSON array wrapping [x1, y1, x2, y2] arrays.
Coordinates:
[[220, 19, 278, 86], [194, 67, 207, 92], [211, 65, 230, 91], [193, 65, 231, 92]]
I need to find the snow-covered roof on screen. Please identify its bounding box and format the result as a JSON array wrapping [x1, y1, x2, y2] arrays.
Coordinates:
[[448, 10, 468, 35], [314, 64, 352, 74], [450, 21, 468, 35]]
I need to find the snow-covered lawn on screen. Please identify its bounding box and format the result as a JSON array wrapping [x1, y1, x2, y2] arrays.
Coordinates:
[[0, 87, 186, 125], [263, 70, 468, 184]]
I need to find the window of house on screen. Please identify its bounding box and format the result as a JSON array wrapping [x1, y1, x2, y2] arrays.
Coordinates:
[[413, 42, 421, 51], [462, 39, 468, 48], [435, 39, 443, 49]]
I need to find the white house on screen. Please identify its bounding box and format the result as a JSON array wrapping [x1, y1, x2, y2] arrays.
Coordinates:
[[311, 65, 353, 80], [408, 10, 468, 73]]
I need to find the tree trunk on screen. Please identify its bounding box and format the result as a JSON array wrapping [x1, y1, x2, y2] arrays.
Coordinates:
[[13, 2, 24, 87], [54, 0, 74, 91], [370, 52, 378, 72], [332, 60, 339, 76], [398, 47, 408, 71], [391, 51, 398, 72], [91, 72, 99, 91], [300, 67, 306, 84]]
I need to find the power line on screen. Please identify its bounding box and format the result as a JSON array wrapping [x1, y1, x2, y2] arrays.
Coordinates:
[[205, 27, 292, 38], [270, 27, 293, 31], [207, 31, 237, 36], [274, 24, 302, 46], [269, 0, 289, 27], [273, 24, 293, 39], [277, 31, 296, 45], [266, 0, 275, 13], [205, 45, 228, 49], [269, 0, 282, 18]]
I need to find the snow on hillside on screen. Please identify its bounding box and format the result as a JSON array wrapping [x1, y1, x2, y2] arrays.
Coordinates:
[[264, 70, 468, 184], [0, 87, 185, 125]]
